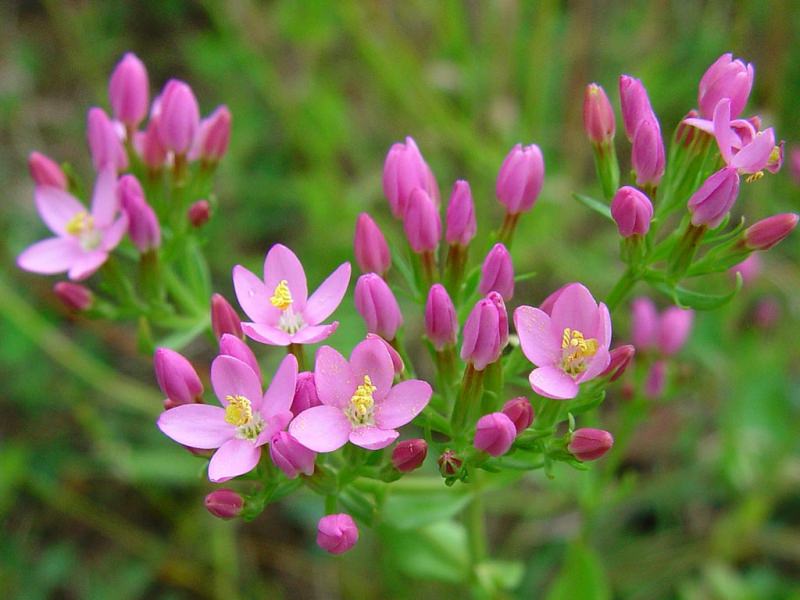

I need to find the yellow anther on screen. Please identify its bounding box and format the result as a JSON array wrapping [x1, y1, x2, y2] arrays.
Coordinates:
[[348, 376, 377, 424], [270, 280, 293, 310], [65, 211, 94, 236], [561, 328, 598, 376], [224, 395, 253, 427], [745, 171, 764, 183]]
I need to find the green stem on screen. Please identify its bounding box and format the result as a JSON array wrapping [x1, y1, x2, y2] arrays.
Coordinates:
[[605, 269, 638, 311], [288, 343, 306, 371], [465, 472, 487, 589], [497, 212, 520, 247]]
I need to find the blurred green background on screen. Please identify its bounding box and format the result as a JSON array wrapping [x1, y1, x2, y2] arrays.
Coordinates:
[[1, 1, 799, 598]]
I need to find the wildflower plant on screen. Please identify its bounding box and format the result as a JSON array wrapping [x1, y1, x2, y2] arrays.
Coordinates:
[[16, 51, 798, 596]]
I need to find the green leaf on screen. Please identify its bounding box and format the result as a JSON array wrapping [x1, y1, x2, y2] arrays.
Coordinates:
[[476, 560, 524, 592], [572, 193, 613, 222], [380, 520, 469, 583], [545, 541, 611, 600], [648, 273, 742, 310]]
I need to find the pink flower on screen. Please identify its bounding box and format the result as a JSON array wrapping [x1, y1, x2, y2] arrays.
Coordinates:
[[698, 53, 754, 119], [425, 284, 458, 350], [233, 244, 351, 346], [619, 75, 655, 140], [189, 105, 232, 163], [17, 169, 128, 280], [354, 273, 403, 341], [631, 118, 665, 187], [269, 431, 316, 479], [317, 513, 359, 554], [688, 166, 740, 228], [212, 294, 244, 340], [288, 338, 432, 452], [108, 52, 150, 128], [156, 79, 200, 155], [87, 107, 128, 173], [583, 83, 615, 145], [460, 295, 506, 371], [501, 397, 534, 434], [28, 151, 67, 190], [403, 188, 441, 253], [157, 354, 298, 482], [354, 213, 391, 276], [611, 186, 653, 237], [154, 347, 204, 408], [479, 243, 514, 300], [383, 136, 439, 219], [568, 428, 614, 461], [514, 283, 611, 400], [391, 438, 428, 472], [712, 99, 775, 175], [631, 297, 658, 350], [445, 180, 477, 247], [744, 213, 799, 250], [496, 143, 545, 215], [658, 307, 693, 357], [474, 412, 516, 457]]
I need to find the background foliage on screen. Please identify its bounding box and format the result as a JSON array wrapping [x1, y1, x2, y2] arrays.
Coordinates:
[[1, 1, 798, 598]]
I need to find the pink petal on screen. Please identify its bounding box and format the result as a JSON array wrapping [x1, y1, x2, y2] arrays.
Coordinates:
[[101, 214, 128, 251], [242, 322, 291, 346], [514, 305, 559, 367], [157, 404, 234, 449], [594, 303, 612, 347], [261, 354, 298, 418], [34, 187, 86, 236], [233, 265, 280, 324], [256, 411, 294, 445], [289, 322, 338, 344], [713, 99, 736, 164], [68, 250, 109, 281], [349, 426, 398, 450], [577, 347, 612, 383], [374, 379, 432, 429], [349, 337, 394, 402], [90, 168, 119, 227], [682, 117, 714, 135], [529, 366, 579, 400], [17, 237, 83, 275], [314, 345, 356, 408], [211, 355, 263, 408], [549, 283, 599, 341], [208, 438, 262, 482], [731, 128, 775, 174], [263, 244, 308, 311], [302, 262, 351, 325], [288, 405, 351, 452]]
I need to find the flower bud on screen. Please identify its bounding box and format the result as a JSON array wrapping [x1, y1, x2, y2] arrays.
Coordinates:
[[354, 213, 391, 275], [583, 83, 616, 145], [611, 186, 653, 237], [658, 307, 693, 356], [108, 52, 149, 127], [382, 136, 439, 218], [365, 334, 404, 375], [28, 152, 67, 189], [496, 143, 545, 215], [743, 213, 799, 250], [474, 412, 517, 457], [619, 75, 654, 140], [154, 347, 203, 406], [631, 297, 658, 351], [568, 428, 614, 461], [424, 284, 458, 350], [119, 174, 161, 252], [403, 188, 441, 253], [354, 273, 403, 340], [644, 360, 666, 398], [688, 166, 740, 228], [135, 116, 167, 170], [698, 53, 754, 120], [437, 449, 463, 477], [188, 199, 211, 227], [501, 397, 534, 435], [204, 489, 243, 520], [488, 291, 509, 350], [270, 431, 316, 479], [157, 79, 200, 155], [539, 283, 568, 315], [191, 105, 231, 163], [54, 281, 93, 311], [211, 293, 243, 340], [87, 107, 127, 172], [317, 513, 359, 555], [600, 345, 635, 382], [460, 297, 503, 371], [790, 148, 800, 185], [219, 334, 260, 380], [292, 371, 322, 414], [445, 180, 477, 247], [631, 118, 665, 187], [391, 438, 428, 472], [479, 243, 514, 299]]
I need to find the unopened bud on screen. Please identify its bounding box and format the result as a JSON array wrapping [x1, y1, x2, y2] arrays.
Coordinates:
[[424, 284, 458, 350], [445, 180, 477, 247], [391, 439, 428, 472], [354, 273, 403, 340], [474, 412, 517, 457], [154, 347, 203, 406], [501, 397, 534, 435], [317, 513, 359, 554], [211, 293, 243, 340], [600, 345, 635, 381], [108, 52, 149, 127], [611, 186, 653, 237], [437, 449, 463, 477], [270, 431, 316, 479], [354, 213, 391, 275], [54, 281, 93, 311], [583, 83, 615, 145], [157, 79, 200, 155], [291, 371, 322, 414], [28, 152, 67, 189], [568, 428, 614, 461], [743, 213, 799, 250], [496, 143, 545, 215], [219, 334, 260, 380], [204, 489, 243, 519], [188, 200, 211, 227], [365, 334, 404, 375]]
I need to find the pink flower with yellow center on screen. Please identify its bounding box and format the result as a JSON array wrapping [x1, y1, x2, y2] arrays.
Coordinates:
[[514, 283, 611, 400], [233, 244, 351, 346]]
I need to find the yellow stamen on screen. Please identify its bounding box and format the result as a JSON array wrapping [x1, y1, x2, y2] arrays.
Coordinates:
[[270, 280, 293, 310], [224, 395, 253, 427], [745, 171, 764, 183], [348, 375, 376, 424], [561, 328, 598, 376], [65, 211, 94, 236]]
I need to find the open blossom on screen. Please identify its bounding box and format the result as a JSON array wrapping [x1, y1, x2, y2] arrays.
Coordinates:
[[289, 338, 432, 452], [17, 169, 128, 281], [712, 99, 775, 175], [233, 244, 351, 346], [157, 354, 298, 482], [514, 283, 611, 400], [698, 53, 754, 120]]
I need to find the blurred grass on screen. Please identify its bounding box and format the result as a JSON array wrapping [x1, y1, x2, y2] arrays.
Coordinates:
[[1, 1, 799, 598]]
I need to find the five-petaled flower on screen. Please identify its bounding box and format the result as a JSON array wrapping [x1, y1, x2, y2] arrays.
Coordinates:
[[233, 244, 351, 346], [157, 353, 298, 482], [514, 283, 611, 400], [288, 338, 432, 451]]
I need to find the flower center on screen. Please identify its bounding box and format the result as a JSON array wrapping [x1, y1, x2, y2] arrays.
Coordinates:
[[561, 328, 598, 377], [745, 171, 764, 183], [224, 394, 264, 440], [65, 210, 101, 250], [270, 280, 293, 310], [345, 375, 376, 427]]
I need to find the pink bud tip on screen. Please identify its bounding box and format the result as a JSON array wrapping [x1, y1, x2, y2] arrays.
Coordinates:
[[600, 345, 635, 382], [474, 412, 517, 457], [382, 136, 439, 219], [211, 293, 243, 340], [204, 489, 243, 519], [501, 397, 534, 435], [135, 117, 167, 170], [445, 180, 477, 246], [568, 428, 614, 461], [54, 282, 93, 311], [317, 513, 359, 555], [583, 83, 616, 144], [270, 431, 316, 479], [611, 186, 653, 237], [403, 188, 442, 253], [688, 166, 740, 228], [109, 52, 149, 127], [631, 118, 665, 187], [437, 449, 463, 477], [424, 284, 458, 350], [219, 334, 260, 381], [354, 213, 391, 275], [87, 107, 128, 172], [391, 438, 428, 472], [479, 243, 515, 299], [354, 273, 403, 340], [658, 307, 693, 356], [460, 296, 504, 371], [119, 174, 161, 252], [188, 200, 211, 227], [619, 75, 655, 141], [153, 347, 203, 406], [156, 79, 200, 155], [291, 371, 322, 414], [192, 105, 232, 163], [744, 213, 799, 250], [698, 53, 754, 120], [28, 152, 67, 189], [496, 143, 545, 215]]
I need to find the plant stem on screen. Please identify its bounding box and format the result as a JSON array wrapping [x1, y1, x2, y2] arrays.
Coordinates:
[[465, 471, 487, 590], [605, 268, 638, 311], [288, 343, 306, 371]]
